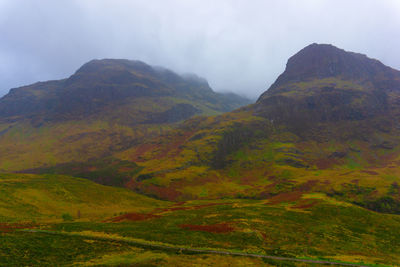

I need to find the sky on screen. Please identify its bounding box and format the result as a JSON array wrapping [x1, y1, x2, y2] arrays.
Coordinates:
[[1, 0, 400, 99]]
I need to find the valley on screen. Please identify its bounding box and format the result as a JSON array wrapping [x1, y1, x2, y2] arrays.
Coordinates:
[[1, 44, 400, 266]]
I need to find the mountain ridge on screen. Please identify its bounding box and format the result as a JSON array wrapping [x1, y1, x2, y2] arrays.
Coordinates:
[[0, 58, 251, 123], [1, 44, 400, 211], [100, 44, 400, 218], [0, 58, 250, 171], [2, 44, 400, 266]]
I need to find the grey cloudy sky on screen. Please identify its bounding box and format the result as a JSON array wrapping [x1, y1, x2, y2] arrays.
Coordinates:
[[1, 0, 400, 99]]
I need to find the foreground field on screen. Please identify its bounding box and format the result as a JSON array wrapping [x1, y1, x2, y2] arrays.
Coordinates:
[[1, 174, 399, 266], [45, 198, 399, 266], [1, 231, 297, 266]]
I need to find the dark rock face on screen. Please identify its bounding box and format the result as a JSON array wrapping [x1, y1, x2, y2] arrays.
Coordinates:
[[254, 44, 400, 134]]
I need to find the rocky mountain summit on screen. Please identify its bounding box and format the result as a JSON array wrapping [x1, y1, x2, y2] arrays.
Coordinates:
[[255, 43, 400, 134], [0, 59, 251, 124]]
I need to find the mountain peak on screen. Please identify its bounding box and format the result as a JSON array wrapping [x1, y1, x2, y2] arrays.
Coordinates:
[[0, 58, 251, 122], [75, 59, 153, 73], [265, 43, 396, 95], [255, 44, 400, 130]]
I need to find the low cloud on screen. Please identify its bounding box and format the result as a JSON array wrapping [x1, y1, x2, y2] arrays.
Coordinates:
[[1, 0, 399, 98]]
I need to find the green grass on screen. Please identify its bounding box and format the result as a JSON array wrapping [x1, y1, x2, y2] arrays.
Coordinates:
[[1, 231, 280, 266], [0, 231, 132, 266], [1, 161, 399, 265], [0, 173, 167, 222], [44, 198, 400, 265], [346, 156, 362, 170]]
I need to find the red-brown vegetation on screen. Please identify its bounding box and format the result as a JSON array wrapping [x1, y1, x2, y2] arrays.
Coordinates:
[[147, 185, 182, 201], [292, 199, 319, 209], [150, 202, 231, 214], [297, 180, 318, 191], [266, 191, 303, 205], [0, 223, 37, 233], [131, 144, 158, 162], [131, 131, 195, 162], [314, 158, 338, 169], [161, 202, 230, 212], [260, 232, 268, 240], [104, 213, 160, 223], [240, 175, 259, 185], [361, 170, 379, 175], [340, 171, 353, 176], [179, 223, 234, 233]]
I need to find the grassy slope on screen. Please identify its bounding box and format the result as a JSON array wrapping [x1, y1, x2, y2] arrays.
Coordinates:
[[0, 231, 281, 267], [0, 173, 167, 222], [1, 101, 398, 265], [1, 172, 398, 265], [0, 172, 303, 266], [0, 119, 170, 172], [1, 149, 400, 265], [115, 108, 400, 214], [0, 94, 239, 172], [57, 195, 400, 265], [2, 195, 399, 266]]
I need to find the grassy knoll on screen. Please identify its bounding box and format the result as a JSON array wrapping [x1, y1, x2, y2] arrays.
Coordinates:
[[0, 173, 167, 222]]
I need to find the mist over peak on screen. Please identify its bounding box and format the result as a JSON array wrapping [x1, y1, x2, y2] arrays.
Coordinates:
[[264, 43, 400, 95], [1, 0, 399, 99]]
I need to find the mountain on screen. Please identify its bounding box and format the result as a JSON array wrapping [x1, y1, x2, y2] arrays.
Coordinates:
[[0, 59, 251, 124], [2, 45, 400, 266], [255, 43, 400, 134], [2, 45, 400, 210], [0, 59, 251, 172], [116, 44, 400, 215]]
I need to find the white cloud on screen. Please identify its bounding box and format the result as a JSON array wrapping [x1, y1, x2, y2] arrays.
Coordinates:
[[0, 0, 399, 98]]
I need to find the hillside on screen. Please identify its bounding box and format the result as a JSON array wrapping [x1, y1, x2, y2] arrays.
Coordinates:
[[114, 44, 400, 215], [0, 59, 250, 172], [0, 173, 167, 222], [2, 44, 400, 266]]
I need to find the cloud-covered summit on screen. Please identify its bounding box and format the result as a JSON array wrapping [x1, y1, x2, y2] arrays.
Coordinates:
[[1, 0, 399, 99]]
